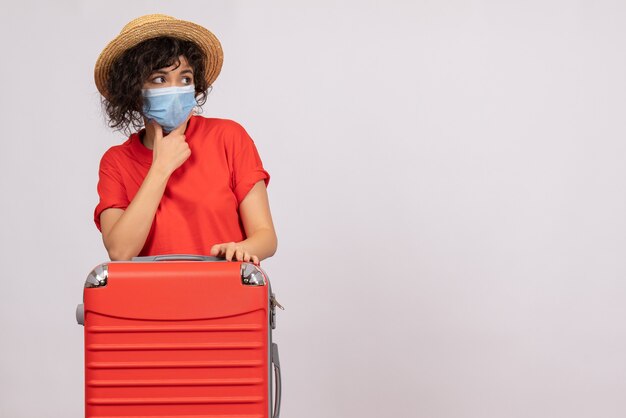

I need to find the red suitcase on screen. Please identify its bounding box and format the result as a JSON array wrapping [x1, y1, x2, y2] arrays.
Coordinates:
[[76, 254, 282, 418]]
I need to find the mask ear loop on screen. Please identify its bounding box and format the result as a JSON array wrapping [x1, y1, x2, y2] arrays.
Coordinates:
[[192, 84, 210, 116], [191, 104, 202, 116]]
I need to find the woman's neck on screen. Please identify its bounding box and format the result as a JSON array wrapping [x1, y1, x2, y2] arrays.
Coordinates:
[[139, 129, 153, 150]]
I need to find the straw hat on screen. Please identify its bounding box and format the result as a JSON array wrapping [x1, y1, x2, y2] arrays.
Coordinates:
[[94, 14, 223, 99]]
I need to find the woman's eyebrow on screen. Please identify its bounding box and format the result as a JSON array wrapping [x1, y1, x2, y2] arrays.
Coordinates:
[[150, 68, 194, 76]]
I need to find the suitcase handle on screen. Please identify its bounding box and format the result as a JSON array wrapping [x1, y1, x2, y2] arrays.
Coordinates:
[[132, 254, 225, 262], [272, 342, 282, 418]]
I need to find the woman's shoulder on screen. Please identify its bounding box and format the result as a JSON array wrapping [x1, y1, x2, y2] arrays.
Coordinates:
[[193, 116, 250, 136], [192, 116, 257, 153], [98, 136, 136, 167]]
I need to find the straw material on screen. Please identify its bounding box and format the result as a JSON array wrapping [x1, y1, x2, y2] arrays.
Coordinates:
[[94, 14, 223, 99]]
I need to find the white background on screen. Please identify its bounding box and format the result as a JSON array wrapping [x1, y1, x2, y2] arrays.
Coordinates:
[[1, 1, 626, 417]]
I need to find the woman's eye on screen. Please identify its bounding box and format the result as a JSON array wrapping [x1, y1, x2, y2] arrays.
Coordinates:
[[182, 76, 193, 84], [151, 76, 166, 84]]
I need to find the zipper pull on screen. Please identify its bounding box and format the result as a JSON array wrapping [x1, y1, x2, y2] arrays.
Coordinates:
[[271, 294, 285, 310]]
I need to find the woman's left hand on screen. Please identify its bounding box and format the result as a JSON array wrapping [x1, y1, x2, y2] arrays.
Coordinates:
[[210, 242, 260, 265]]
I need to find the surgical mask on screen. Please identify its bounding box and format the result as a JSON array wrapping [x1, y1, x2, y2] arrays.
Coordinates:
[[141, 84, 197, 132]]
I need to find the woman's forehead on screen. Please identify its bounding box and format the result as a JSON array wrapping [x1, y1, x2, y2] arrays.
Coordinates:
[[152, 55, 192, 73]]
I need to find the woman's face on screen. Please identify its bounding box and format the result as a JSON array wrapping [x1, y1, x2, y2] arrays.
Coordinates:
[[142, 55, 194, 89]]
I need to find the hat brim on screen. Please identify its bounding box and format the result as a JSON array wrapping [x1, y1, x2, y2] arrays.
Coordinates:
[[94, 18, 223, 100]]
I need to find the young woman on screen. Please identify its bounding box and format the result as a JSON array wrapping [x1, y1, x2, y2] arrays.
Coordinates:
[[93, 14, 277, 264]]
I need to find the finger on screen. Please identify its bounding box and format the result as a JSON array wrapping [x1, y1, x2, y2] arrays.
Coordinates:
[[235, 248, 246, 261], [151, 120, 163, 141], [252, 255, 259, 265], [212, 244, 227, 257], [209, 245, 220, 256], [235, 248, 245, 261], [150, 122, 163, 151], [243, 252, 251, 262], [225, 246, 236, 262]]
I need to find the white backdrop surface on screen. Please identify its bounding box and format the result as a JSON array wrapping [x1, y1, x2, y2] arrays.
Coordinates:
[[1, 1, 625, 417]]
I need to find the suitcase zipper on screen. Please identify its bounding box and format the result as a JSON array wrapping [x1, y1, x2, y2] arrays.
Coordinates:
[[270, 293, 284, 330], [270, 294, 285, 310]]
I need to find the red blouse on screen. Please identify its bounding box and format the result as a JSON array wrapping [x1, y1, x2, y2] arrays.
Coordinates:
[[94, 116, 270, 256]]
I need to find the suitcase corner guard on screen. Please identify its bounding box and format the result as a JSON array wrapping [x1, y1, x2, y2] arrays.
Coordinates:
[[241, 262, 268, 286], [85, 263, 109, 288]]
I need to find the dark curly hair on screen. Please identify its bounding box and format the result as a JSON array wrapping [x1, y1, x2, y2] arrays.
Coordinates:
[[102, 36, 210, 136]]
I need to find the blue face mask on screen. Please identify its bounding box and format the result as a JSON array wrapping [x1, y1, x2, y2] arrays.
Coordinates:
[[141, 84, 197, 132]]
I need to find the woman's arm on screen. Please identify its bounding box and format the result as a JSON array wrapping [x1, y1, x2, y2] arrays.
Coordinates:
[[99, 167, 170, 260], [210, 180, 277, 263], [100, 120, 191, 260]]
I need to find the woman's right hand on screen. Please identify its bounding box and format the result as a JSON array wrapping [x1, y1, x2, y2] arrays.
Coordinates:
[[148, 118, 192, 176]]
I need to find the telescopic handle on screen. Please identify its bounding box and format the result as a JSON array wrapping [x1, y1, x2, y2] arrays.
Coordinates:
[[132, 254, 225, 262]]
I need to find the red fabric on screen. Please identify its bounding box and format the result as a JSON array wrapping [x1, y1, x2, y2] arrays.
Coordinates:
[[94, 116, 270, 256]]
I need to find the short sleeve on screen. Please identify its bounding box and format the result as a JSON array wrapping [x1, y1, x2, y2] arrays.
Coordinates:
[[229, 123, 270, 204], [93, 150, 130, 232]]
